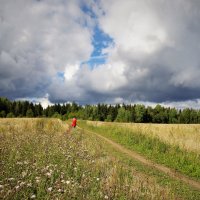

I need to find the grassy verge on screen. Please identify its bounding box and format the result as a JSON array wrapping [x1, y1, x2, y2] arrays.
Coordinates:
[[0, 118, 182, 199], [79, 121, 200, 181]]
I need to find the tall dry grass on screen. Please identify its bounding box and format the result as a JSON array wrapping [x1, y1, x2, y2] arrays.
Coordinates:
[[87, 121, 200, 153]]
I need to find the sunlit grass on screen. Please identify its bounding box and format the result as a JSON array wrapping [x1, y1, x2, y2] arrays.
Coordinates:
[[87, 121, 200, 153], [0, 118, 177, 199], [84, 121, 200, 180]]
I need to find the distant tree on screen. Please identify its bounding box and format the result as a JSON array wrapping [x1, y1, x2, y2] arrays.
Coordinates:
[[6, 112, 15, 118], [135, 104, 146, 123], [35, 104, 43, 116], [0, 97, 10, 114], [0, 110, 6, 118], [52, 112, 62, 119], [190, 109, 198, 124], [105, 114, 112, 122], [21, 101, 29, 116], [115, 107, 131, 122], [180, 108, 190, 124], [107, 105, 117, 122], [168, 108, 178, 123], [26, 109, 34, 118]]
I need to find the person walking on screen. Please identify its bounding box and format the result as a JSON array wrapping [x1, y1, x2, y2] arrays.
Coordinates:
[[71, 117, 77, 128]]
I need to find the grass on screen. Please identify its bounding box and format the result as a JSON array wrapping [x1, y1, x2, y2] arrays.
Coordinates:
[[87, 130, 200, 200], [0, 118, 182, 199], [87, 121, 200, 153], [80, 121, 200, 181]]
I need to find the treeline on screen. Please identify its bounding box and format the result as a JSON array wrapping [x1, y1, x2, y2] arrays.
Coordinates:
[[1, 97, 200, 124]]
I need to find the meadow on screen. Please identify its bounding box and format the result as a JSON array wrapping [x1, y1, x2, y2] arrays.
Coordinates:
[[83, 121, 200, 181], [102, 122, 200, 153], [0, 118, 185, 199]]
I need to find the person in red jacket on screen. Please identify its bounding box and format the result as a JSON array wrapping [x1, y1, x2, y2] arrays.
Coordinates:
[[71, 117, 77, 128]]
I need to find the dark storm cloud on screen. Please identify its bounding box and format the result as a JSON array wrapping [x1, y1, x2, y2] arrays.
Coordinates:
[[1, 0, 200, 108]]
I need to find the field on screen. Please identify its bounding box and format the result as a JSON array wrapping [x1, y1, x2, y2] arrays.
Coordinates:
[[0, 119, 200, 199], [87, 121, 200, 153], [84, 121, 200, 180]]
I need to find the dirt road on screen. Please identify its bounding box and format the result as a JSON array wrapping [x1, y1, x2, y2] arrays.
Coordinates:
[[81, 127, 200, 191]]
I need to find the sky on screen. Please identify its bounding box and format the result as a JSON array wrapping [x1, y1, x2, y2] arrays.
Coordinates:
[[1, 0, 200, 109]]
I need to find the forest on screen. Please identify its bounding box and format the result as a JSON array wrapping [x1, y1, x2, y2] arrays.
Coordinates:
[[0, 97, 200, 124]]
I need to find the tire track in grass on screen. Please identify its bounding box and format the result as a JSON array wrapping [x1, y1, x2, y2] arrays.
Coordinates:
[[78, 126, 200, 191]]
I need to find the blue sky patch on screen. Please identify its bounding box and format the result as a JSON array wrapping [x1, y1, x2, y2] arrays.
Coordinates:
[[57, 71, 65, 81], [81, 3, 113, 69]]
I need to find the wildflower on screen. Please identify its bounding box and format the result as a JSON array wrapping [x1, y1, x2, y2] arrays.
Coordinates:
[[20, 182, 25, 186], [8, 178, 15, 181], [22, 171, 27, 178], [36, 179, 40, 183], [104, 195, 109, 199], [58, 189, 62, 192], [66, 180, 70, 185], [27, 183, 32, 187], [0, 185, 4, 189], [47, 187, 52, 192], [15, 185, 20, 190], [96, 178, 100, 181], [30, 194, 36, 199], [46, 172, 52, 178]]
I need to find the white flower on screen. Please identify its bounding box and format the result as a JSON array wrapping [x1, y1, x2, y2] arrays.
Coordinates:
[[104, 195, 109, 199], [0, 185, 4, 189], [27, 183, 32, 187], [24, 161, 28, 165], [46, 172, 52, 178], [20, 182, 25, 186], [47, 187, 52, 192], [66, 180, 70, 185], [15, 185, 20, 190], [96, 178, 100, 181], [22, 171, 27, 178], [8, 178, 15, 181], [58, 189, 62, 192], [36, 180, 40, 183], [30, 194, 36, 199]]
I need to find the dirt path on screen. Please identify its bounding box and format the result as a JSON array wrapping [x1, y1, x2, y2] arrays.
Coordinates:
[[80, 127, 200, 191]]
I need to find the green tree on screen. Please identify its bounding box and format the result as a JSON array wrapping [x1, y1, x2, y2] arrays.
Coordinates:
[[0, 110, 6, 117], [135, 104, 146, 123], [115, 107, 131, 122], [6, 112, 15, 118], [180, 108, 190, 124], [26, 109, 34, 117], [168, 108, 178, 123]]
